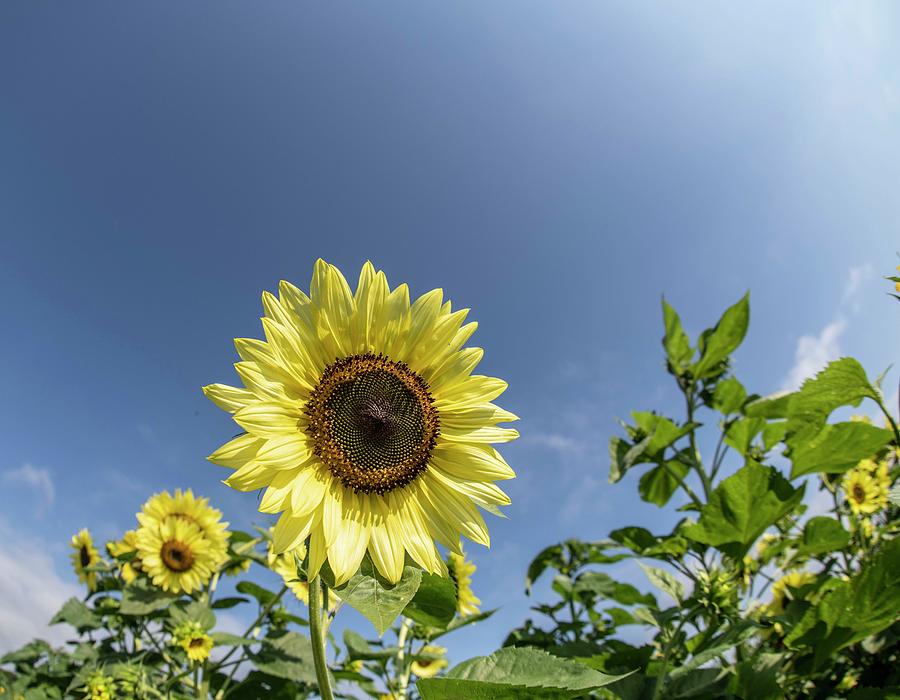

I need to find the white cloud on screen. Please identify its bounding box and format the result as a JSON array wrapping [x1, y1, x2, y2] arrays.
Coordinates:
[[781, 319, 847, 392], [3, 464, 55, 516], [842, 263, 875, 305], [0, 522, 80, 653], [525, 432, 585, 456]]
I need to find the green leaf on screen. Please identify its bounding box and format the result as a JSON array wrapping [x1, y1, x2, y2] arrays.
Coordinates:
[[342, 629, 397, 660], [236, 581, 278, 606], [572, 572, 655, 607], [212, 596, 250, 609], [638, 563, 684, 603], [785, 536, 900, 664], [525, 544, 563, 593], [787, 422, 894, 478], [402, 572, 457, 629], [662, 299, 693, 373], [724, 417, 767, 456], [786, 358, 880, 432], [418, 646, 631, 700], [683, 461, 805, 558], [638, 461, 690, 507], [169, 600, 216, 630], [890, 482, 900, 507], [119, 578, 175, 615], [250, 631, 317, 684], [692, 293, 749, 378], [712, 377, 747, 415], [744, 391, 794, 419], [796, 516, 850, 556], [609, 527, 657, 554], [630, 413, 694, 456], [331, 558, 422, 635], [49, 598, 101, 631], [210, 632, 256, 646], [608, 434, 652, 484]]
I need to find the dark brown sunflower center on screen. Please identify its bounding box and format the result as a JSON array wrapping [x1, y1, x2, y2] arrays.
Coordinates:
[[189, 637, 205, 648], [161, 540, 195, 572], [852, 484, 866, 502], [306, 353, 440, 494], [79, 546, 91, 569]]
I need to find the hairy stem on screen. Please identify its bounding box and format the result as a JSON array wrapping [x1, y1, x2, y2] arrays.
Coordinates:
[[309, 574, 335, 700]]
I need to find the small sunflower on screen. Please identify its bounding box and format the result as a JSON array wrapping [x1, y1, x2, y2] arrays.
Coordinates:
[[843, 468, 888, 515], [173, 622, 214, 663], [83, 671, 115, 700], [447, 550, 481, 616], [205, 260, 517, 584], [107, 530, 140, 584], [411, 645, 448, 678], [70, 529, 101, 592], [267, 540, 338, 611], [767, 570, 815, 616], [136, 517, 216, 594], [137, 489, 230, 569]]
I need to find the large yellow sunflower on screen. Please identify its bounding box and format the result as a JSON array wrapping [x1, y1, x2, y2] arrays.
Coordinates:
[[411, 645, 449, 679], [70, 529, 101, 592], [136, 489, 230, 569], [205, 260, 517, 584], [135, 517, 217, 594]]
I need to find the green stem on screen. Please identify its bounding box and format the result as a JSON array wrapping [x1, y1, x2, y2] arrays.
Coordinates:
[[309, 574, 335, 700], [685, 390, 713, 500], [395, 617, 413, 699]]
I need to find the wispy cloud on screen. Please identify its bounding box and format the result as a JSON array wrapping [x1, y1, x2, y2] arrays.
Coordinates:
[[524, 432, 587, 457], [3, 464, 55, 516], [781, 264, 873, 391], [781, 319, 847, 392], [0, 521, 80, 652]]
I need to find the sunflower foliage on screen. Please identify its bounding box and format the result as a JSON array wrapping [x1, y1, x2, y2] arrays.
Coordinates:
[[509, 288, 900, 698]]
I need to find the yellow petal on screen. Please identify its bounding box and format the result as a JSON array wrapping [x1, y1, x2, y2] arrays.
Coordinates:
[[421, 472, 490, 547], [367, 498, 405, 583], [254, 435, 313, 470], [290, 468, 329, 516], [208, 434, 264, 469], [328, 493, 369, 586], [388, 490, 441, 574], [225, 461, 276, 491], [430, 468, 511, 506], [425, 347, 483, 391], [203, 383, 256, 413], [307, 514, 327, 580], [430, 443, 516, 481], [273, 510, 315, 553], [259, 469, 301, 513], [233, 402, 302, 437], [433, 375, 508, 409], [440, 426, 520, 444]]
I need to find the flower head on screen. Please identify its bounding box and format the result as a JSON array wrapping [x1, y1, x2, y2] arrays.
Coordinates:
[[107, 530, 140, 584], [173, 621, 214, 663], [767, 570, 816, 616], [448, 549, 481, 616], [205, 260, 517, 584], [136, 517, 216, 593], [843, 468, 888, 515], [83, 670, 115, 700], [411, 645, 448, 679], [70, 529, 101, 592], [137, 489, 230, 570]]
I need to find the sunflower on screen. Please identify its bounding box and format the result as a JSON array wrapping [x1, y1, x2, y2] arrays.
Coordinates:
[[843, 468, 888, 515], [137, 489, 230, 569], [83, 671, 115, 700], [447, 549, 481, 616], [173, 621, 214, 663], [767, 570, 815, 616], [205, 260, 517, 584], [135, 517, 216, 594], [70, 529, 101, 592], [107, 530, 141, 584], [267, 540, 338, 611], [411, 645, 448, 678]]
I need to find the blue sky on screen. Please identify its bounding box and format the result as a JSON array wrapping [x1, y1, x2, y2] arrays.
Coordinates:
[[1, 1, 898, 664]]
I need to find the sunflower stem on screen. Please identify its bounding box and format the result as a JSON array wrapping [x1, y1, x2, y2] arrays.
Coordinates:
[[308, 574, 335, 700]]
